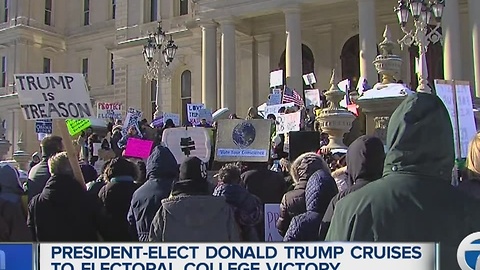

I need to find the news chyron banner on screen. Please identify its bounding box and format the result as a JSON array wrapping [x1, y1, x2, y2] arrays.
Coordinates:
[[35, 243, 436, 270]]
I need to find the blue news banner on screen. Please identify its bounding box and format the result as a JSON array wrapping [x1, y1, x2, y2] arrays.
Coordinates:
[[27, 243, 436, 270]]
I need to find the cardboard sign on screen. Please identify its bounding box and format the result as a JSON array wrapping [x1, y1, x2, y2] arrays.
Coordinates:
[[302, 73, 317, 86], [187, 103, 205, 124], [35, 119, 53, 134], [276, 111, 301, 134], [97, 102, 122, 119], [269, 70, 284, 88], [124, 138, 154, 159], [264, 204, 283, 242], [163, 113, 180, 126], [215, 119, 272, 162], [263, 102, 295, 119], [267, 92, 282, 106], [198, 109, 213, 123], [304, 89, 321, 107], [65, 119, 91, 136], [435, 80, 477, 159], [338, 79, 350, 92], [14, 73, 94, 120], [162, 127, 211, 164]]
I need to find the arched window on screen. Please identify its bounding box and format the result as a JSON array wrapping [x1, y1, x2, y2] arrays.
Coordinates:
[[278, 44, 315, 90], [181, 70, 192, 124]]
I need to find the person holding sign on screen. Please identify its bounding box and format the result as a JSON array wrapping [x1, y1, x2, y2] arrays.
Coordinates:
[[458, 133, 480, 199]]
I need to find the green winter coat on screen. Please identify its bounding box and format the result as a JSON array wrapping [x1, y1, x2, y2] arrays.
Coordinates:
[[325, 93, 480, 270]]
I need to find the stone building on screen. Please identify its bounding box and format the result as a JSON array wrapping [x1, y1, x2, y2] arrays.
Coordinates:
[[0, 0, 478, 157]]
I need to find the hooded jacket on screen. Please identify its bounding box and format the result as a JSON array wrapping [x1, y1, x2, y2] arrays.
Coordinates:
[[128, 146, 178, 241], [0, 164, 24, 204], [318, 135, 385, 240], [283, 169, 337, 241], [27, 174, 104, 241], [0, 198, 31, 241], [325, 93, 480, 269], [149, 157, 240, 242], [276, 153, 330, 237]]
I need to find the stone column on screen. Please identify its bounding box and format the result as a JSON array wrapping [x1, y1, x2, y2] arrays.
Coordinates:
[[469, 0, 480, 97], [220, 19, 237, 113], [0, 117, 11, 161], [358, 0, 378, 85], [283, 5, 303, 92], [201, 22, 218, 110], [443, 0, 463, 80]]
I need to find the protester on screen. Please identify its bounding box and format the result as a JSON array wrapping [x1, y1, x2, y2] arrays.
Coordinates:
[[458, 133, 480, 199], [325, 93, 480, 269], [318, 135, 385, 240], [98, 157, 139, 241], [28, 135, 64, 202], [29, 152, 41, 171], [279, 158, 295, 192], [0, 164, 25, 205], [245, 107, 262, 120], [27, 152, 105, 241], [86, 160, 110, 199], [196, 118, 212, 128], [131, 159, 147, 185], [331, 166, 349, 192], [110, 125, 123, 157], [88, 133, 101, 166], [117, 126, 139, 151], [149, 157, 240, 242], [0, 194, 30, 241], [241, 162, 285, 240], [164, 119, 176, 129], [128, 146, 178, 241], [283, 168, 337, 241], [276, 152, 331, 237], [213, 163, 263, 241], [79, 162, 99, 184], [229, 114, 240, 119]]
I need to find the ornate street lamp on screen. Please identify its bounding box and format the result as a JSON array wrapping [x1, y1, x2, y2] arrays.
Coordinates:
[[143, 21, 178, 118], [394, 0, 444, 93]]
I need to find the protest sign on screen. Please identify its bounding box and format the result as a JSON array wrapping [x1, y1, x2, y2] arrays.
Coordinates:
[[338, 79, 350, 92], [124, 138, 154, 159], [162, 127, 212, 164], [215, 119, 272, 162], [198, 108, 213, 123], [304, 89, 321, 107], [37, 133, 48, 141], [263, 102, 295, 119], [97, 102, 122, 119], [163, 113, 180, 126], [14, 73, 94, 120], [92, 143, 101, 156], [187, 104, 205, 123], [65, 119, 92, 136], [267, 91, 282, 105], [276, 111, 301, 135], [269, 70, 284, 88], [122, 108, 142, 136], [264, 204, 283, 242], [35, 119, 52, 134], [435, 80, 477, 159], [302, 73, 317, 86]]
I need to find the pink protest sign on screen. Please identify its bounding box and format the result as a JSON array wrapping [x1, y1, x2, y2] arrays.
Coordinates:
[[124, 138, 154, 159]]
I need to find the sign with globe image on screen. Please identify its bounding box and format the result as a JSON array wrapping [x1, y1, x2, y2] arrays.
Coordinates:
[[215, 119, 272, 162], [232, 122, 256, 148]]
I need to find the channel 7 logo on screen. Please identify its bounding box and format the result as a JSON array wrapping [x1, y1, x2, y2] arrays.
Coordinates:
[[0, 244, 35, 270]]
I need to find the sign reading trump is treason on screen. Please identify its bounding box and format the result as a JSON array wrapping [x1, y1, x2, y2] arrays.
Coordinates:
[[14, 73, 94, 120]]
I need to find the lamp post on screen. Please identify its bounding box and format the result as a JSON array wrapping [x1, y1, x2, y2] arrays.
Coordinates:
[[395, 0, 445, 93], [143, 22, 178, 119]]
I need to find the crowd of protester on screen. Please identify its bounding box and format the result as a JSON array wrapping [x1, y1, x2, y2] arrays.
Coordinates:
[[1, 93, 480, 269]]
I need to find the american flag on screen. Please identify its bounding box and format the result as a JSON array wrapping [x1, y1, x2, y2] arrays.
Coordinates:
[[282, 87, 304, 107]]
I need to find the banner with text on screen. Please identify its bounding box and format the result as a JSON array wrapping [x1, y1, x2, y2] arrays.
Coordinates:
[[97, 102, 122, 119], [187, 104, 206, 124], [14, 73, 94, 120], [263, 102, 295, 119], [276, 111, 301, 135]]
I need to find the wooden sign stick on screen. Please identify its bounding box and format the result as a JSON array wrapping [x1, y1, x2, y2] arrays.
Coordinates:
[[54, 119, 86, 188]]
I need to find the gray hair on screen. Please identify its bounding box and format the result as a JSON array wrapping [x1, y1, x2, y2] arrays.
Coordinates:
[[48, 152, 73, 176]]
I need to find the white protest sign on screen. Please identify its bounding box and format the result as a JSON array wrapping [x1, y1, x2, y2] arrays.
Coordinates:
[[163, 112, 180, 126], [97, 102, 122, 119], [356, 76, 368, 95], [162, 127, 211, 164], [304, 89, 321, 107], [14, 73, 94, 120], [198, 108, 213, 123], [269, 70, 284, 88], [122, 108, 143, 136], [435, 80, 477, 159], [263, 102, 295, 119], [187, 103, 205, 124], [302, 73, 317, 86], [338, 79, 350, 92], [276, 111, 301, 134], [264, 204, 283, 242]]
